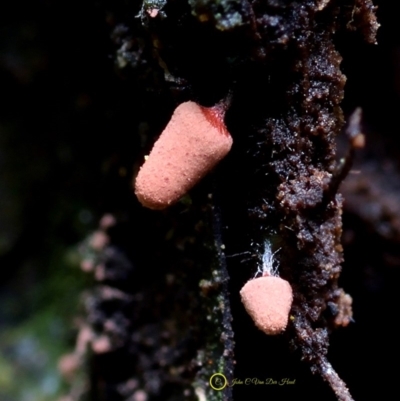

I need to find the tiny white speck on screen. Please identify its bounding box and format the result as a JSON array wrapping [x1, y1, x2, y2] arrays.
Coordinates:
[[195, 387, 206, 401]]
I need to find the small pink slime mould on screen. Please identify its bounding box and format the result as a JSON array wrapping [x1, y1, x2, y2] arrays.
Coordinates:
[[240, 241, 293, 335], [240, 276, 293, 335]]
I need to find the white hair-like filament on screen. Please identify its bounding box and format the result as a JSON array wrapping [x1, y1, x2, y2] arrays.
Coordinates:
[[254, 240, 280, 278]]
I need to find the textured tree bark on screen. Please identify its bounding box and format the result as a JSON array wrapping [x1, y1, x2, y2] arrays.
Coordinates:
[[68, 1, 379, 401]]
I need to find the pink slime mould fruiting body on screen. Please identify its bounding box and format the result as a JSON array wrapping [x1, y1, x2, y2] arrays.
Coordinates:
[[240, 276, 293, 335], [134, 101, 232, 210]]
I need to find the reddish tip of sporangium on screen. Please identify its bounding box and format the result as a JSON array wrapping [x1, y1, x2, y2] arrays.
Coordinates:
[[240, 276, 293, 335], [134, 101, 232, 210], [199, 104, 229, 137]]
